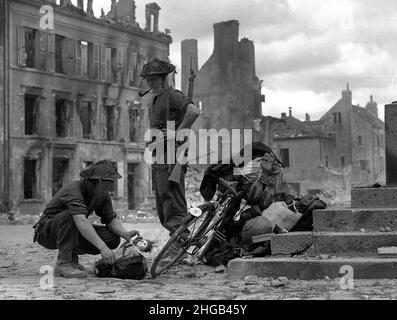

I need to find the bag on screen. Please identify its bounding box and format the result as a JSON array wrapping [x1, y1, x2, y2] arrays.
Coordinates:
[[261, 201, 302, 231], [290, 195, 327, 232], [94, 249, 148, 280], [241, 215, 273, 244]]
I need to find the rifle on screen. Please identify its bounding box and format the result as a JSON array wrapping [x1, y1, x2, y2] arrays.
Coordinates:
[[168, 57, 196, 184]]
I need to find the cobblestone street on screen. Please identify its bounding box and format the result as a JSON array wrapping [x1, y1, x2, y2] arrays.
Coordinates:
[[0, 224, 396, 300]]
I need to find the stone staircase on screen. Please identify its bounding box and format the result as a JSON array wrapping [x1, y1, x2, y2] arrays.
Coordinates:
[[228, 187, 397, 280]]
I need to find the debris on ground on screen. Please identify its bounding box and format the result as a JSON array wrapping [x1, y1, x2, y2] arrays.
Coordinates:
[[214, 265, 226, 273]]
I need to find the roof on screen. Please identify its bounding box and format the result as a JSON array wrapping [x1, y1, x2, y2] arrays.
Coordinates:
[[352, 105, 384, 129], [272, 116, 331, 140]]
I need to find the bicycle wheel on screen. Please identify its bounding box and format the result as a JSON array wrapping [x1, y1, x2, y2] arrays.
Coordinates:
[[150, 203, 214, 277]]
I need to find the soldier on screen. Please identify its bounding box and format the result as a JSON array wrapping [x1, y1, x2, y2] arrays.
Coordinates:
[[33, 160, 139, 278], [140, 58, 200, 237]]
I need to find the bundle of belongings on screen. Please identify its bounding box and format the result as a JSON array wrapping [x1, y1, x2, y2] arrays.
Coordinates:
[[199, 142, 327, 267], [94, 236, 148, 280]]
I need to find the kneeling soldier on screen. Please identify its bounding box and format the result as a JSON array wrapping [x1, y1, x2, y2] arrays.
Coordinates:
[[33, 160, 139, 278]]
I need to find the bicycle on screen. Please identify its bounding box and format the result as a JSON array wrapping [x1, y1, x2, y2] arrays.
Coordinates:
[[150, 178, 245, 278]]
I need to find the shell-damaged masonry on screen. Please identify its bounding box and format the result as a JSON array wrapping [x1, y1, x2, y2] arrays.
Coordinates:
[[3, 0, 397, 303]]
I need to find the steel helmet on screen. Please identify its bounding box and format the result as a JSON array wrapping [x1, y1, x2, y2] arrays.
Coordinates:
[[140, 57, 176, 78]]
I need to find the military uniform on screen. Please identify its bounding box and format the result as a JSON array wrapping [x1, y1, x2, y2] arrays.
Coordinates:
[[33, 160, 123, 277], [142, 58, 194, 236], [34, 181, 120, 258]]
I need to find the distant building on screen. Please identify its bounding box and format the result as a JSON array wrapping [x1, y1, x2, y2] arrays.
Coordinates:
[[259, 85, 385, 201], [0, 0, 172, 214], [181, 20, 264, 160]]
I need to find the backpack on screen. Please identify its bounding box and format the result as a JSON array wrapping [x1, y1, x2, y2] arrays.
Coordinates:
[[94, 249, 148, 280], [289, 195, 327, 232]]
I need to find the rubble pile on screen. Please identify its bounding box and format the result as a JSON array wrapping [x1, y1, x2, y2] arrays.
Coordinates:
[[0, 212, 40, 225]]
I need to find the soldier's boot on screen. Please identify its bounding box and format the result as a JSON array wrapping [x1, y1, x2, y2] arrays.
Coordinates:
[[71, 250, 86, 271], [54, 249, 87, 278]]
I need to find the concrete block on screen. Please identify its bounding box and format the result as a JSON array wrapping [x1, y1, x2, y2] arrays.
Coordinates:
[[227, 257, 397, 280], [271, 232, 397, 255], [313, 208, 354, 232], [351, 187, 397, 208], [313, 208, 397, 232], [271, 232, 314, 256]]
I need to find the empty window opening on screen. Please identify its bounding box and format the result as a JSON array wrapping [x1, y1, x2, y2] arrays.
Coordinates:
[[55, 34, 66, 74], [129, 105, 140, 142], [24, 159, 38, 199], [111, 48, 118, 81], [106, 105, 115, 141], [56, 99, 69, 137], [340, 156, 345, 167], [127, 163, 137, 210], [24, 28, 37, 68], [333, 112, 342, 124], [24, 94, 39, 135], [77, 40, 89, 77], [325, 155, 329, 168], [358, 135, 362, 146], [359, 160, 368, 171], [52, 158, 69, 196], [79, 101, 93, 139], [280, 148, 290, 168]]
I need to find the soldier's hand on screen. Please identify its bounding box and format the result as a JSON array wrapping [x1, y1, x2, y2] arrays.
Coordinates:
[[125, 230, 140, 242], [100, 247, 116, 265]]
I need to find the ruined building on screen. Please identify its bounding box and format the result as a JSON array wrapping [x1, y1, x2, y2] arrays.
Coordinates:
[[259, 85, 385, 202], [182, 20, 264, 132], [0, 0, 172, 215]]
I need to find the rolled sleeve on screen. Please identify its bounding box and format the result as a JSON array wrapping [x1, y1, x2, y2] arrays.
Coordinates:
[[95, 196, 117, 225], [59, 193, 88, 217]]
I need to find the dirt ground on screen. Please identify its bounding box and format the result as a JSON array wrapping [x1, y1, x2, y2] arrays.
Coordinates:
[[0, 223, 397, 300]]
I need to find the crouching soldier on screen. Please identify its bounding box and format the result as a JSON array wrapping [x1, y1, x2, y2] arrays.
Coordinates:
[[33, 160, 139, 278]]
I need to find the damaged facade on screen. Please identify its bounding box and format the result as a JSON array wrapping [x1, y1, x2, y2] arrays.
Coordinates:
[[0, 0, 172, 215], [181, 20, 264, 156], [258, 85, 385, 202]]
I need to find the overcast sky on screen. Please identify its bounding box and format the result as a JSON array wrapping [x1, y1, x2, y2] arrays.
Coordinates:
[[74, 0, 397, 121]]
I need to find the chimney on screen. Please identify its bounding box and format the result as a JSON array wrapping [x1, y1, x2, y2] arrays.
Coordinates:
[[87, 0, 94, 17], [365, 94, 379, 118], [342, 83, 352, 105], [213, 20, 239, 62], [281, 112, 287, 119], [289, 107, 292, 117], [305, 113, 311, 122], [77, 0, 84, 10], [145, 3, 161, 33]]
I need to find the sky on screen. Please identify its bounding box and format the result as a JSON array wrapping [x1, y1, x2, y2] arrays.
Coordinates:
[[71, 0, 397, 121]]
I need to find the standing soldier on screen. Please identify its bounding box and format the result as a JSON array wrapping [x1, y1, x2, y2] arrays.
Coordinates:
[[33, 160, 139, 278], [140, 58, 200, 237]]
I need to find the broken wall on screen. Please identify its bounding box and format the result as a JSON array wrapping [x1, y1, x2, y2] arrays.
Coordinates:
[[191, 20, 263, 133]]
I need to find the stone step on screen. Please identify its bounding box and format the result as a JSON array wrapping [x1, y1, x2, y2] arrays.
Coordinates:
[[351, 187, 397, 208], [270, 231, 397, 256], [227, 256, 397, 280], [313, 207, 397, 232]]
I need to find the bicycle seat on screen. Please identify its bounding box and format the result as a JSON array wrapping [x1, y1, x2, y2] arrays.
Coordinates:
[[218, 178, 238, 196]]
